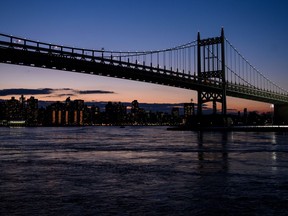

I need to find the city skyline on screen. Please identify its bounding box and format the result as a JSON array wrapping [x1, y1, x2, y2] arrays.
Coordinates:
[[0, 93, 273, 117], [1, 94, 274, 127], [0, 94, 187, 126], [1, 0, 288, 113]]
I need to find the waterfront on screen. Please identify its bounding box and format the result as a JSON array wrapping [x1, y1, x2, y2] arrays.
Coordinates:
[[1, 126, 288, 215]]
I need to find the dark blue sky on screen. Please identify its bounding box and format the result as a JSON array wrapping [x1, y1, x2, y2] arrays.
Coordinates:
[[1, 0, 288, 111]]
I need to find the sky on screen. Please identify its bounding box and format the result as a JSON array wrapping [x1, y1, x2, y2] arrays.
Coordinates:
[[1, 0, 288, 113]]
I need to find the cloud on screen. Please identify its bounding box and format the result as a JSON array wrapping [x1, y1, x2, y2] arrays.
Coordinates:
[[78, 90, 114, 94], [0, 88, 53, 96], [56, 93, 76, 97], [0, 88, 115, 97]]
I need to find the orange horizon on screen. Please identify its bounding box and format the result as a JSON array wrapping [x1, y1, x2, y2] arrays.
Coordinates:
[[0, 94, 272, 114], [0, 65, 274, 114]]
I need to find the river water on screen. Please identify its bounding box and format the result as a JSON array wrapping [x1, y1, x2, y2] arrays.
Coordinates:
[[1, 126, 288, 215]]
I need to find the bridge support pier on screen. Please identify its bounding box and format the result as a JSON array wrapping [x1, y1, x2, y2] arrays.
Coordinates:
[[213, 100, 217, 114], [197, 28, 227, 124]]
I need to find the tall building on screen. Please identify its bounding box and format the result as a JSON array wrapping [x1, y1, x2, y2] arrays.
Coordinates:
[[131, 100, 139, 114], [131, 100, 141, 124], [26, 96, 38, 126], [243, 108, 248, 124], [5, 97, 22, 120], [64, 97, 73, 125], [90, 105, 101, 125], [73, 99, 84, 125], [184, 103, 195, 117], [0, 101, 5, 124], [50, 101, 64, 125], [47, 98, 85, 126], [105, 102, 127, 124]]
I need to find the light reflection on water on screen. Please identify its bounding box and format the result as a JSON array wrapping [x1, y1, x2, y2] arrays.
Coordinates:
[[1, 126, 288, 215]]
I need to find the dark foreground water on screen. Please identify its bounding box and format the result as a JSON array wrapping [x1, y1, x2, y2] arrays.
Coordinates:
[[1, 126, 288, 215]]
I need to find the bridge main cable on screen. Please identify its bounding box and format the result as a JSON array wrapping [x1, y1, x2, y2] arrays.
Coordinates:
[[103, 40, 197, 76], [224, 38, 288, 96]]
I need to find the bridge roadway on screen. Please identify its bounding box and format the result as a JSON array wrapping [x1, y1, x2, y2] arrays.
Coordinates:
[[0, 34, 288, 105]]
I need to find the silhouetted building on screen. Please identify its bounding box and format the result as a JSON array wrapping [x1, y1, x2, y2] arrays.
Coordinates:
[[73, 99, 84, 125], [90, 105, 101, 125], [50, 101, 64, 125], [130, 100, 151, 124], [0, 101, 7, 126], [243, 108, 248, 124], [5, 97, 22, 121], [105, 102, 127, 124], [131, 100, 139, 114], [171, 107, 181, 125], [47, 98, 85, 126], [26, 96, 38, 126], [0, 96, 213, 126], [184, 103, 195, 117], [182, 102, 196, 125]]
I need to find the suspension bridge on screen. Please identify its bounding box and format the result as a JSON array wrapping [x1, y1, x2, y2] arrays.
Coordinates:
[[0, 29, 288, 121]]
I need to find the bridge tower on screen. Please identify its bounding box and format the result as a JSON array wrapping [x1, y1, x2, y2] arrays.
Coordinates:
[[197, 28, 227, 117]]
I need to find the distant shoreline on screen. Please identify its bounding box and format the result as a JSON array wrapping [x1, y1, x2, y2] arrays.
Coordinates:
[[168, 125, 288, 132]]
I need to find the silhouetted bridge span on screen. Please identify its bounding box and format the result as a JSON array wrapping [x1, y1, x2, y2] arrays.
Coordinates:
[[1, 29, 288, 117]]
